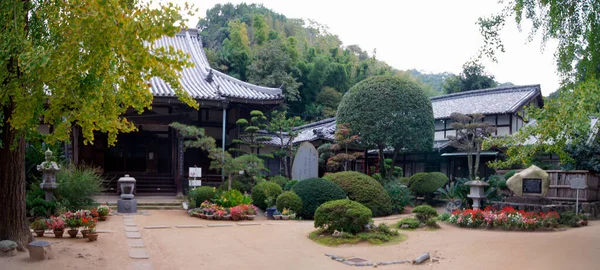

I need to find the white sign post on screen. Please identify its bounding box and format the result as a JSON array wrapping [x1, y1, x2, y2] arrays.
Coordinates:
[[189, 167, 202, 187], [570, 178, 586, 214]]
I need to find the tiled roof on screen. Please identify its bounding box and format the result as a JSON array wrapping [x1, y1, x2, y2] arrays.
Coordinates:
[[149, 29, 283, 101], [430, 85, 542, 119], [260, 118, 336, 146]]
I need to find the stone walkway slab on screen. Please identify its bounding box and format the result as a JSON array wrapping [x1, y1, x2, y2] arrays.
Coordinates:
[[131, 260, 154, 270], [128, 248, 150, 259], [175, 225, 204, 228], [236, 223, 261, 226], [143, 226, 170, 229], [124, 222, 137, 227], [206, 224, 233, 227], [125, 227, 140, 232], [127, 239, 145, 248], [96, 230, 115, 233], [125, 232, 142, 239]]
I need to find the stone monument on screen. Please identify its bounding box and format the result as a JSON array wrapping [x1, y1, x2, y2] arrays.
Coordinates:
[[291, 142, 319, 181], [37, 149, 60, 202], [117, 174, 137, 213], [506, 165, 551, 204], [466, 177, 489, 210]]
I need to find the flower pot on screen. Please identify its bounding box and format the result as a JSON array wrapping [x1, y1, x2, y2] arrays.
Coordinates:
[[224, 215, 231, 220], [98, 216, 107, 221], [81, 229, 90, 238], [266, 208, 276, 220], [68, 229, 79, 238], [273, 215, 282, 220], [246, 215, 255, 221], [282, 215, 290, 220], [53, 229, 64, 238], [34, 230, 45, 237], [206, 214, 214, 220], [87, 232, 98, 242]]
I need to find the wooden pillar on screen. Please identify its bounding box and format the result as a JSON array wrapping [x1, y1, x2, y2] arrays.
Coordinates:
[[73, 127, 80, 165], [176, 135, 183, 195], [364, 149, 368, 175]]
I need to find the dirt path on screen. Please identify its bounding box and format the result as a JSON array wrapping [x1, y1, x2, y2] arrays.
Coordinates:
[[3, 210, 599, 270]]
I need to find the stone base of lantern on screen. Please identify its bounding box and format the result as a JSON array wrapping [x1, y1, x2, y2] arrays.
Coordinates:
[[468, 195, 486, 210], [118, 199, 137, 213]]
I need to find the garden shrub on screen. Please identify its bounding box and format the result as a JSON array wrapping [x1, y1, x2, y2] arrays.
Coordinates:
[[314, 199, 372, 234], [55, 165, 102, 211], [409, 172, 448, 195], [251, 182, 283, 209], [187, 186, 217, 208], [396, 217, 420, 229], [323, 171, 393, 217], [291, 178, 347, 219], [438, 212, 451, 221], [412, 205, 438, 222], [276, 191, 302, 213], [384, 181, 414, 213], [398, 177, 411, 186], [214, 189, 252, 208], [219, 180, 249, 193], [503, 170, 517, 180], [269, 175, 290, 188], [559, 211, 579, 227], [283, 180, 298, 191]]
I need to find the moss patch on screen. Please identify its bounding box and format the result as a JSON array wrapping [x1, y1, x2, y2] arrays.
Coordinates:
[[308, 228, 407, 247]]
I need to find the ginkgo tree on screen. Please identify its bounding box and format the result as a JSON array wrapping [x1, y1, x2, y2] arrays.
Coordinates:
[[0, 0, 196, 250]]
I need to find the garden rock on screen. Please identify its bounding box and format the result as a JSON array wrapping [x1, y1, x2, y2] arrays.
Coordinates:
[[28, 241, 53, 260], [0, 240, 17, 257], [418, 223, 426, 228], [401, 224, 410, 229]]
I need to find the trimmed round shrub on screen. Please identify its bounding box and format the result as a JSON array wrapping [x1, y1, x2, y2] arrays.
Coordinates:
[[251, 182, 283, 209], [412, 205, 438, 222], [283, 179, 298, 191], [276, 191, 303, 213], [314, 199, 372, 234], [269, 175, 290, 188], [291, 178, 347, 219], [397, 217, 420, 229], [323, 171, 393, 217], [409, 172, 448, 195], [398, 177, 411, 186], [187, 186, 216, 208]]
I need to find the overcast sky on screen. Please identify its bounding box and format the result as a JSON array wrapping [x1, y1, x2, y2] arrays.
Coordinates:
[[167, 0, 560, 95]]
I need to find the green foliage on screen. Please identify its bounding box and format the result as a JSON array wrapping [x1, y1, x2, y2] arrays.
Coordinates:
[[398, 177, 411, 186], [447, 113, 496, 180], [437, 181, 465, 200], [438, 212, 451, 222], [214, 189, 252, 208], [187, 187, 217, 208], [384, 181, 414, 213], [336, 76, 434, 178], [559, 211, 579, 227], [232, 110, 272, 157], [503, 170, 517, 181], [266, 110, 302, 178], [251, 182, 283, 209], [291, 178, 347, 219], [283, 180, 298, 191], [562, 140, 600, 172], [247, 39, 301, 100], [30, 219, 48, 231], [55, 165, 102, 211], [323, 171, 392, 217], [409, 172, 448, 195], [326, 124, 362, 172], [309, 227, 406, 246], [443, 60, 498, 93], [314, 199, 372, 234], [269, 175, 289, 188], [316, 87, 343, 117], [412, 205, 438, 222], [396, 217, 420, 229], [275, 191, 303, 213]]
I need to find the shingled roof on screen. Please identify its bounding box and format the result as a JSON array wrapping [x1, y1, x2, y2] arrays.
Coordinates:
[[149, 29, 283, 102], [430, 84, 542, 119]]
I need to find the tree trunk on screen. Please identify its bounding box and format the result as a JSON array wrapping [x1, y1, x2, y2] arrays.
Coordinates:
[[474, 144, 481, 179], [378, 144, 387, 178], [0, 106, 34, 251], [227, 173, 233, 190], [388, 148, 399, 178]]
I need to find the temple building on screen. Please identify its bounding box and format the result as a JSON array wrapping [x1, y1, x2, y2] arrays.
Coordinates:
[[70, 29, 283, 195]]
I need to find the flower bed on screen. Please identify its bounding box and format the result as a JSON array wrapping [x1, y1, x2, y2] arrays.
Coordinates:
[[442, 206, 561, 230], [188, 201, 258, 221]]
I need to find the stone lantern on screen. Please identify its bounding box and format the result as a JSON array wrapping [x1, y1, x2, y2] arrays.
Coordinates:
[[466, 177, 489, 210], [117, 174, 137, 213], [37, 149, 60, 202]]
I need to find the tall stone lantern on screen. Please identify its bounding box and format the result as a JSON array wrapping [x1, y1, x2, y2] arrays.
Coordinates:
[[466, 177, 489, 210], [37, 149, 60, 202], [117, 174, 137, 213]]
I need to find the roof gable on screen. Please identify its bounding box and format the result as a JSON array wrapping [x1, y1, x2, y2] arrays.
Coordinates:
[[431, 84, 542, 119], [149, 29, 283, 102]]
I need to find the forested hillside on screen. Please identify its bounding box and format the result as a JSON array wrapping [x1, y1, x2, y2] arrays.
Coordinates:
[[197, 3, 448, 120]]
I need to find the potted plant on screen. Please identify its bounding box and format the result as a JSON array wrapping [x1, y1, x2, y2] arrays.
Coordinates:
[[90, 208, 100, 219], [281, 208, 295, 220], [265, 197, 277, 220], [49, 216, 65, 238], [66, 216, 81, 238], [273, 210, 282, 220], [97, 205, 110, 221], [205, 208, 215, 220], [83, 218, 98, 241], [31, 219, 48, 237], [244, 204, 257, 220]]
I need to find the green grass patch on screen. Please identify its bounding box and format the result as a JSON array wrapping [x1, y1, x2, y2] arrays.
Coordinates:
[[308, 227, 407, 247]]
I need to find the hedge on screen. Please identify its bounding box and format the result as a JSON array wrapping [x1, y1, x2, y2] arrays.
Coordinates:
[[291, 178, 347, 219], [251, 182, 283, 209], [409, 172, 448, 195], [323, 171, 392, 217], [276, 191, 303, 213], [314, 199, 372, 234]]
